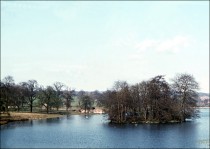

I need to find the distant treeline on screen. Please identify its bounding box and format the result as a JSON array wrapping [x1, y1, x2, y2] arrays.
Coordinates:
[[0, 77, 94, 114], [0, 73, 199, 123]]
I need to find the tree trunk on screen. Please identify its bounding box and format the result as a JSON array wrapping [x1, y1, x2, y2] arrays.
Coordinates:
[[30, 97, 33, 113], [6, 96, 9, 113], [117, 100, 120, 123], [30, 105, 32, 113]]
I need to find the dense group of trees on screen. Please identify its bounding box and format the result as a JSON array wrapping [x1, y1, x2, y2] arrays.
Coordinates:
[[0, 76, 93, 114], [0, 73, 200, 123], [98, 74, 199, 123]]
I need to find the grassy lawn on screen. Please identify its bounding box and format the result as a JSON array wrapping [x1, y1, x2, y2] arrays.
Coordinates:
[[0, 97, 103, 125], [0, 112, 63, 125]]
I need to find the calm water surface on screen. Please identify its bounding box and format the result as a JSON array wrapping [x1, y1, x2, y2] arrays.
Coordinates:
[[1, 108, 209, 148]]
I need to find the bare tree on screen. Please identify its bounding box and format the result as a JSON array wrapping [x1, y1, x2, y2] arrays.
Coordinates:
[[38, 86, 56, 113], [80, 95, 94, 114], [62, 87, 75, 112], [171, 73, 199, 122], [89, 90, 103, 107], [22, 80, 39, 113], [137, 81, 150, 121], [113, 81, 130, 123], [1, 76, 15, 112], [53, 82, 64, 111], [77, 90, 86, 107], [147, 75, 172, 122], [12, 84, 27, 111]]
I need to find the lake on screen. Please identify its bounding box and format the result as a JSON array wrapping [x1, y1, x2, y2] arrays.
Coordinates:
[[1, 108, 209, 148]]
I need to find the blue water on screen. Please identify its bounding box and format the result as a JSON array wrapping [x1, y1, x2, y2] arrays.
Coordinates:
[[1, 108, 209, 148]]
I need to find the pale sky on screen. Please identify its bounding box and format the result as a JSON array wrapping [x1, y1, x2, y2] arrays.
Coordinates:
[[1, 1, 209, 92]]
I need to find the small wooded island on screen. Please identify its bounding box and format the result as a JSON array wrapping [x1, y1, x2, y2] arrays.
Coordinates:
[[103, 74, 199, 124], [0, 73, 201, 124]]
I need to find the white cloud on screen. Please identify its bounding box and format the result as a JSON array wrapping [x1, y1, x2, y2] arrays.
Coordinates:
[[135, 35, 191, 53], [112, 33, 138, 48], [128, 35, 191, 63], [156, 36, 190, 53], [128, 53, 148, 66], [135, 39, 158, 52]]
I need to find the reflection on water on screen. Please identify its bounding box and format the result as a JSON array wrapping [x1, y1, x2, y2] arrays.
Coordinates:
[[0, 109, 209, 148], [1, 120, 34, 129]]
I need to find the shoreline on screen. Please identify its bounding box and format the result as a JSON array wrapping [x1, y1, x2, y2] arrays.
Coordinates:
[[0, 111, 106, 125], [1, 107, 208, 125], [196, 107, 210, 109], [0, 112, 64, 125]]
